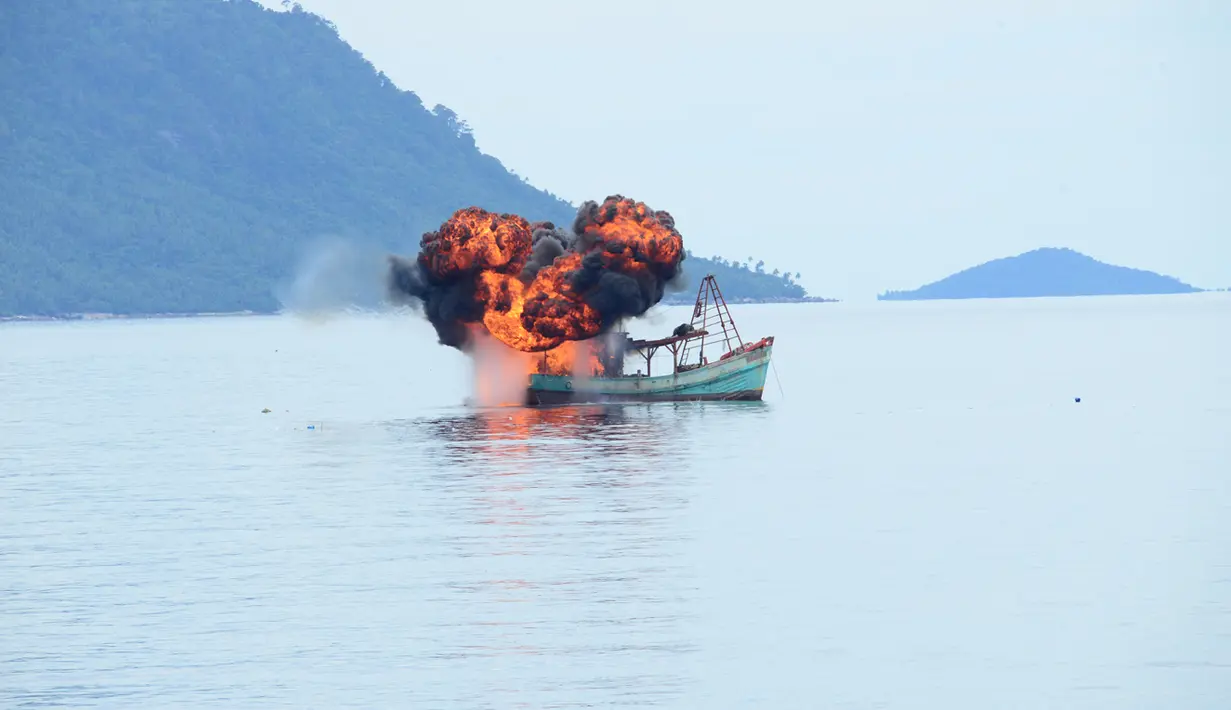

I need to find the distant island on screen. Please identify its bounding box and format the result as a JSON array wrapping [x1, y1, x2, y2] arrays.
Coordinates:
[[878, 248, 1201, 301], [0, 0, 810, 319]]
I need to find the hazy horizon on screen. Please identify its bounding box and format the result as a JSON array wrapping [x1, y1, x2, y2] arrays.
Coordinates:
[[257, 0, 1228, 300]]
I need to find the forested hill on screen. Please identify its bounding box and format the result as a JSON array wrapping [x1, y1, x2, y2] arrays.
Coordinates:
[[0, 0, 807, 317]]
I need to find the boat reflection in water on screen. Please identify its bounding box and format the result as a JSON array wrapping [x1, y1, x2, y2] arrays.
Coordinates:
[[423, 403, 678, 465], [397, 403, 702, 706]]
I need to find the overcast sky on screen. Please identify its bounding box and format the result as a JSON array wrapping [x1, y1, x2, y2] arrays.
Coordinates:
[[260, 0, 1228, 299]]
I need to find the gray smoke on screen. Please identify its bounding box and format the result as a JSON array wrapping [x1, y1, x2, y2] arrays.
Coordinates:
[[277, 238, 391, 314], [520, 221, 575, 281]]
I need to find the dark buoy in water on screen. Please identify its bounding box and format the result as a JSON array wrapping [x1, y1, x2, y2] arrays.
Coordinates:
[[1074, 397, 1081, 403]]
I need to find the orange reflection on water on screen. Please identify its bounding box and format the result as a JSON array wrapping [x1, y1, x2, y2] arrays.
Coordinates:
[[409, 402, 698, 689]]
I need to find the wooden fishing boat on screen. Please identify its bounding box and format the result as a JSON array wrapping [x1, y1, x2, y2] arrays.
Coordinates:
[[525, 274, 775, 405]]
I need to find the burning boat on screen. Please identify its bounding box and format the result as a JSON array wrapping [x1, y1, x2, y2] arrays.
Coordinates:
[[525, 274, 774, 405], [384, 194, 776, 405]]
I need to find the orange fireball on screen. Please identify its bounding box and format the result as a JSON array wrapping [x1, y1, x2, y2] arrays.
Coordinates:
[[400, 195, 684, 357], [577, 198, 683, 278], [418, 207, 532, 282]]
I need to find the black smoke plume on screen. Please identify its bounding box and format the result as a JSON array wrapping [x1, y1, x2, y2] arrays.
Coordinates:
[[386, 254, 482, 349]]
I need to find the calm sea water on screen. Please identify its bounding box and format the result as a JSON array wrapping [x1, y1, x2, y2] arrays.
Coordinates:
[[2, 295, 1229, 709]]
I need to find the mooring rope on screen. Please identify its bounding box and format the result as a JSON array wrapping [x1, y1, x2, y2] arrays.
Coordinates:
[[771, 361, 785, 399]]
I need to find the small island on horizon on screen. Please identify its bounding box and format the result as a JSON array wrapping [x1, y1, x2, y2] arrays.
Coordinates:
[[878, 248, 1202, 302]]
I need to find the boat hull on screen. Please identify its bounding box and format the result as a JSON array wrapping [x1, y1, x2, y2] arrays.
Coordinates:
[[526, 344, 773, 405]]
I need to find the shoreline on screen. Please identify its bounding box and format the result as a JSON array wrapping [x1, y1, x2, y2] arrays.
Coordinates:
[[660, 296, 839, 306], [0, 310, 265, 324], [5, 290, 1225, 324], [0, 298, 841, 324]]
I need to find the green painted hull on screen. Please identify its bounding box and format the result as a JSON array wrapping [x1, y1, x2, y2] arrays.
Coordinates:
[[526, 345, 773, 405]]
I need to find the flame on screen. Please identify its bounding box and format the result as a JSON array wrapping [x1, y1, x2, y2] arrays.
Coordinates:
[[419, 207, 531, 282], [580, 199, 683, 280], [475, 254, 601, 353], [526, 340, 605, 377], [412, 195, 683, 360]]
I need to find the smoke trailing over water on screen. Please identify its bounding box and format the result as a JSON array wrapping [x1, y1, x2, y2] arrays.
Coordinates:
[[278, 238, 391, 317], [385, 195, 686, 353], [467, 328, 535, 407]]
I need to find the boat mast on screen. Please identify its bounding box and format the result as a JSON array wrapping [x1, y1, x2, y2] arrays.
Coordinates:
[[682, 274, 744, 365]]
